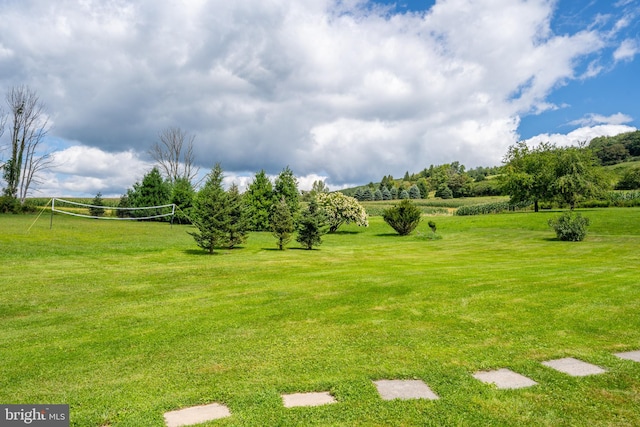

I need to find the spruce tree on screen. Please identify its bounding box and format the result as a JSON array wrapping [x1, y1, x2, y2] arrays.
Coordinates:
[[225, 183, 249, 249], [245, 170, 274, 231], [296, 198, 326, 250], [274, 166, 300, 219], [189, 164, 229, 254], [270, 196, 295, 250], [409, 184, 421, 199], [89, 192, 106, 217]]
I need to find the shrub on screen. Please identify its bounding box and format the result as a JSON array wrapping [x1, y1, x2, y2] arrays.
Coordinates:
[[382, 199, 422, 235], [548, 212, 590, 241]]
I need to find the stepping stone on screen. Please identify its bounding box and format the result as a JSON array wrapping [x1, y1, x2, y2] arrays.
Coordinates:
[[542, 357, 606, 377], [614, 350, 640, 362], [164, 403, 231, 427], [473, 368, 538, 389], [282, 392, 336, 408], [373, 379, 439, 401]]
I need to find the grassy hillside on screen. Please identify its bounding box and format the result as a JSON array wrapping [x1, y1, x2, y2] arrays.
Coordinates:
[[1, 210, 640, 426]]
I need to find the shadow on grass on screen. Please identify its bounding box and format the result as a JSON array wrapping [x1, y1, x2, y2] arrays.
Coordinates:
[[183, 246, 247, 255]]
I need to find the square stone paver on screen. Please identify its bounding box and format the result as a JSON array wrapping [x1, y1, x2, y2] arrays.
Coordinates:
[[164, 403, 231, 427], [373, 379, 439, 401], [614, 350, 640, 362], [542, 357, 606, 377], [282, 392, 336, 408], [473, 368, 538, 389]]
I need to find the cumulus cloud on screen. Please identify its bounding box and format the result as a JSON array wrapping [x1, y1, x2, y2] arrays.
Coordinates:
[[523, 124, 637, 147], [0, 0, 636, 196]]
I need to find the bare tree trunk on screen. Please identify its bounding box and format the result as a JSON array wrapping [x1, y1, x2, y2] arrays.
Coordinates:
[[3, 85, 51, 202], [149, 126, 199, 184]]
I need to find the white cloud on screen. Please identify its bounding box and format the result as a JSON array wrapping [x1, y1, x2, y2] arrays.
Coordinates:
[[524, 124, 637, 147], [568, 112, 634, 127], [613, 38, 639, 62], [0, 0, 635, 196]]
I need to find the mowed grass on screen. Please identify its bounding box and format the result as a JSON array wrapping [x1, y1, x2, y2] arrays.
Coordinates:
[[1, 209, 640, 426]]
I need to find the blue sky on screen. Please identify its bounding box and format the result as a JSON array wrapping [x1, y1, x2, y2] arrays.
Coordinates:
[[0, 0, 638, 197]]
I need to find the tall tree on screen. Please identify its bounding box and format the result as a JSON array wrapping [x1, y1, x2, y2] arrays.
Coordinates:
[[273, 166, 299, 219], [245, 170, 275, 231], [2, 85, 52, 204], [149, 126, 199, 184], [189, 164, 229, 254]]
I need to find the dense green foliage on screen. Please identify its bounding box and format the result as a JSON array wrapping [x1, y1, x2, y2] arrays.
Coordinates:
[[244, 170, 275, 231], [2, 209, 640, 426], [170, 177, 195, 224], [88, 192, 105, 217], [123, 167, 171, 219], [548, 211, 590, 241], [589, 130, 640, 164], [225, 183, 249, 249], [382, 199, 422, 235], [273, 166, 300, 219], [296, 197, 326, 250], [502, 142, 609, 211], [270, 196, 295, 250], [188, 164, 229, 253], [615, 165, 640, 190]]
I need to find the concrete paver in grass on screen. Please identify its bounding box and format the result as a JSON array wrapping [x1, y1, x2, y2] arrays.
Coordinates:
[[473, 368, 538, 389], [373, 379, 439, 401], [164, 403, 231, 427], [282, 392, 336, 408], [542, 357, 606, 377], [614, 350, 640, 362]]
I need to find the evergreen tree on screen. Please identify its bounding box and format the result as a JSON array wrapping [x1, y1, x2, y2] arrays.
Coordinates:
[[189, 163, 229, 254], [354, 188, 364, 201], [225, 183, 249, 249], [270, 196, 295, 250], [89, 192, 106, 217], [382, 186, 391, 200], [362, 188, 373, 201], [382, 199, 422, 236], [409, 184, 421, 199], [244, 170, 274, 231], [399, 189, 409, 199], [170, 177, 195, 224], [435, 184, 453, 199], [127, 167, 171, 220], [390, 187, 398, 199], [374, 189, 383, 200], [274, 166, 300, 218], [296, 197, 326, 250]]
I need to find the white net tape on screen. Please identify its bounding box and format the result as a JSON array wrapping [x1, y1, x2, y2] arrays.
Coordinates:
[[52, 198, 176, 221]]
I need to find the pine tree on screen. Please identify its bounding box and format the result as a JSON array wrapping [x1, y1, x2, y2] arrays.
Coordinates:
[[382, 186, 391, 200], [270, 196, 295, 250], [245, 170, 274, 231], [296, 197, 326, 250], [374, 189, 383, 200], [170, 177, 195, 224], [89, 192, 106, 217], [225, 183, 249, 249], [189, 163, 229, 254], [127, 167, 171, 220], [274, 166, 300, 219], [409, 184, 421, 199]]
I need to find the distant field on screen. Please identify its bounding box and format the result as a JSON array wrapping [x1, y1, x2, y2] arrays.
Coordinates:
[[1, 209, 639, 426]]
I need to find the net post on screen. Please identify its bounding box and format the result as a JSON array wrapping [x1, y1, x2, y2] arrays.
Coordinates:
[[50, 198, 55, 229]]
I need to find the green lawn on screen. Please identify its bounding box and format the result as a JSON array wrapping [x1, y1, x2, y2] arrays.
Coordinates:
[[1, 209, 639, 426]]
